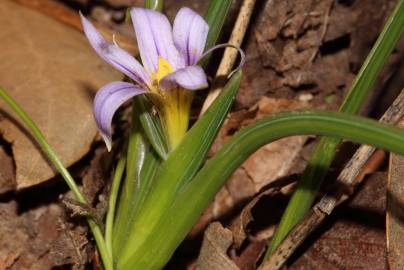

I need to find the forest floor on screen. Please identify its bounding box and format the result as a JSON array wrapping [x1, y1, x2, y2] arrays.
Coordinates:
[[0, 0, 402, 269]]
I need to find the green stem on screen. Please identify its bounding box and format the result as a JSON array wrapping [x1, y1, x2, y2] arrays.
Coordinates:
[[144, 0, 163, 11], [0, 87, 113, 270], [267, 0, 404, 256], [105, 156, 126, 257]]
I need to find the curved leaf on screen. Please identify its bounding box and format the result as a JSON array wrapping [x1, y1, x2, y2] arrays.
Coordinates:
[[120, 109, 404, 269], [268, 0, 404, 254]]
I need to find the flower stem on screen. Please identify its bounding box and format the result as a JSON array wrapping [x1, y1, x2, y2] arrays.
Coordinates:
[[105, 155, 126, 257], [144, 0, 163, 11], [0, 87, 113, 270], [163, 89, 192, 149]]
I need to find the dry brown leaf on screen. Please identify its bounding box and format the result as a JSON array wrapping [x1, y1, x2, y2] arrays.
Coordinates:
[[238, 0, 393, 111], [0, 145, 15, 193], [387, 119, 404, 270], [289, 173, 387, 270], [196, 222, 240, 270], [0, 0, 121, 189], [12, 0, 138, 55], [230, 188, 280, 249]]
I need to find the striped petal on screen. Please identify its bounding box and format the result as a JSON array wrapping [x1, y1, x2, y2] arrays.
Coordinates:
[[160, 66, 208, 90], [131, 8, 185, 73], [80, 13, 150, 85], [93, 82, 147, 151], [173, 7, 209, 65]]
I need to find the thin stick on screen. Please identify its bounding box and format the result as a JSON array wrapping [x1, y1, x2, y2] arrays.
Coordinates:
[[200, 0, 257, 115], [259, 89, 404, 270], [308, 0, 333, 63]]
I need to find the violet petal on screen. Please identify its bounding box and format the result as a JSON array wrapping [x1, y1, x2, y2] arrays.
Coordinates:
[[80, 13, 150, 85], [173, 7, 209, 65], [93, 81, 147, 151], [160, 66, 208, 90], [131, 8, 185, 73]]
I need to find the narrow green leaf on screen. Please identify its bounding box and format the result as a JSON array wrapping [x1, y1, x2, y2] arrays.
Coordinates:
[[268, 0, 404, 255], [0, 87, 113, 270], [340, 0, 404, 114], [144, 0, 163, 11], [112, 107, 147, 254], [204, 0, 232, 49], [135, 96, 168, 160], [118, 71, 242, 267], [200, 0, 233, 67], [122, 109, 404, 270], [105, 155, 126, 256], [112, 103, 160, 257]]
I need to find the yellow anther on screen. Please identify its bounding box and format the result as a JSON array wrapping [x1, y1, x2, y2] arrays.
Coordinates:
[[156, 56, 174, 84]]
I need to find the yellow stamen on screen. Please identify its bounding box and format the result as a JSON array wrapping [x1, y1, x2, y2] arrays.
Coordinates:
[[155, 56, 174, 85], [149, 57, 192, 150]]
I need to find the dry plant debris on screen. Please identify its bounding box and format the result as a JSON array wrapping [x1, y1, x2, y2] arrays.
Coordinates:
[[387, 119, 404, 270], [0, 0, 402, 269], [0, 0, 121, 189]]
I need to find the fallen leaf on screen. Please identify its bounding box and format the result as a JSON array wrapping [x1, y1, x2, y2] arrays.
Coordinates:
[[289, 172, 387, 270], [238, 0, 394, 110], [230, 188, 280, 249], [196, 222, 240, 270], [231, 241, 266, 270], [229, 188, 281, 270], [12, 0, 138, 55], [0, 0, 121, 189], [0, 145, 15, 193]]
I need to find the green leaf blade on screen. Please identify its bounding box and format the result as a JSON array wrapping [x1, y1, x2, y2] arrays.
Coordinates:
[[268, 0, 404, 255], [135, 96, 168, 160], [119, 109, 404, 270], [204, 0, 233, 50], [118, 71, 242, 268]]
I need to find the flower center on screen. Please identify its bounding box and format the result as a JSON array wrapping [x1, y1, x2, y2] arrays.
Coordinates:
[[148, 57, 191, 150], [152, 56, 174, 87]]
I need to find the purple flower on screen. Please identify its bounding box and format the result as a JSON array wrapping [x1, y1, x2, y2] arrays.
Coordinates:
[[80, 7, 210, 150]]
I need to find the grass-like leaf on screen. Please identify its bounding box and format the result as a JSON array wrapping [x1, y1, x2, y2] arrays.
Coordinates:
[[267, 0, 404, 255], [135, 96, 168, 160], [123, 109, 404, 270], [118, 71, 242, 268], [112, 104, 160, 257], [201, 0, 233, 67]]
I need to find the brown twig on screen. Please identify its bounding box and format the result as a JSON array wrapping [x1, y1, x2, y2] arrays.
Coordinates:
[[259, 89, 404, 270], [308, 0, 333, 64], [200, 0, 257, 116]]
